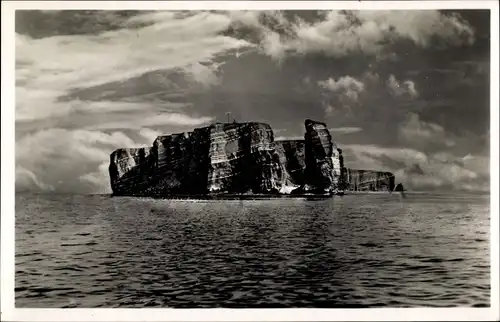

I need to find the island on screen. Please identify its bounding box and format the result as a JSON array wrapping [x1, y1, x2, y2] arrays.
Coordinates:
[[109, 119, 397, 198]]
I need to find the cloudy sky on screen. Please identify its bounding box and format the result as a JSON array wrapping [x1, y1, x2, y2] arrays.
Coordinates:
[[15, 9, 491, 194]]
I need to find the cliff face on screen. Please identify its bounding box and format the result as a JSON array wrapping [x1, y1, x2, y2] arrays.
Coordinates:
[[109, 119, 397, 196], [109, 147, 155, 196], [206, 122, 282, 194], [275, 140, 306, 188], [303, 119, 336, 192], [109, 122, 286, 196], [275, 136, 343, 193], [344, 169, 395, 192], [337, 149, 348, 190], [150, 127, 211, 195]]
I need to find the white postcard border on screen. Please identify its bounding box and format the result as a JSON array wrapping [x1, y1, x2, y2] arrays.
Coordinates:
[[2, 1, 498, 321]]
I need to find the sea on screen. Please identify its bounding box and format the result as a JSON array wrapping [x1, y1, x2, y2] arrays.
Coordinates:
[[15, 192, 490, 308]]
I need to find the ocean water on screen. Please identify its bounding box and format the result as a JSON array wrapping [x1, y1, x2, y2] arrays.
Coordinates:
[[15, 192, 490, 308]]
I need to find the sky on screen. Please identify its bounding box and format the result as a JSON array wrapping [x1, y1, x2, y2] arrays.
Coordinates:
[[14, 9, 491, 194]]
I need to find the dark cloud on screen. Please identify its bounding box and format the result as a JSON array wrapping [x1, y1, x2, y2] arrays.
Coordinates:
[[406, 163, 426, 176], [15, 10, 150, 38]]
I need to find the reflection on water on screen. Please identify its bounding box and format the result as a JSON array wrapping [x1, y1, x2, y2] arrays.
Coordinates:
[[16, 192, 490, 308]]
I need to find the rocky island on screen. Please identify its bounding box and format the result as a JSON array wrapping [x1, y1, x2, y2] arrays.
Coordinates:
[[109, 119, 396, 198]]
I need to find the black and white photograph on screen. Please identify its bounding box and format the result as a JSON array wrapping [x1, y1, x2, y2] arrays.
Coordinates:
[[1, 1, 499, 321]]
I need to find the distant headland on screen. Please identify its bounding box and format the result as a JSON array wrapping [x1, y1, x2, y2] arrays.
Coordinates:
[[109, 119, 400, 198]]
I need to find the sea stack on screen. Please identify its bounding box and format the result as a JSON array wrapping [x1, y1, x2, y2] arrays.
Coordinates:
[[394, 183, 405, 192], [302, 119, 336, 193]]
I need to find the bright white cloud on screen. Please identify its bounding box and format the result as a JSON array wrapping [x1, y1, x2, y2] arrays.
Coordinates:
[[387, 74, 419, 98], [318, 76, 365, 101], [85, 113, 213, 130], [15, 128, 153, 193], [329, 127, 363, 134], [138, 128, 163, 143], [234, 10, 475, 60], [404, 80, 418, 97], [275, 136, 304, 141], [16, 12, 251, 90]]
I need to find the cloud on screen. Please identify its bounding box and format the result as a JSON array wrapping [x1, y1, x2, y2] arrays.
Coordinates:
[[16, 12, 251, 90], [404, 80, 418, 97], [15, 10, 251, 124], [185, 62, 225, 88], [15, 128, 155, 193], [16, 97, 186, 123], [329, 127, 363, 134], [16, 167, 55, 192], [275, 136, 304, 141], [316, 71, 424, 123], [398, 113, 455, 148], [78, 163, 113, 194], [354, 11, 475, 48], [15, 10, 150, 38], [226, 10, 290, 60], [387, 74, 419, 98], [85, 113, 214, 130], [318, 76, 365, 101], [230, 10, 475, 60], [342, 144, 488, 192], [317, 74, 372, 118], [138, 128, 163, 142], [15, 11, 253, 193], [462, 153, 489, 175]]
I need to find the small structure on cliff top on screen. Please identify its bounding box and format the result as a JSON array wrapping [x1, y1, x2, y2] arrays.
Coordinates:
[[109, 119, 397, 198], [225, 112, 237, 124]]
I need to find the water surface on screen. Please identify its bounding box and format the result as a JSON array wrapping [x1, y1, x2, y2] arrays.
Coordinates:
[[15, 192, 490, 308]]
